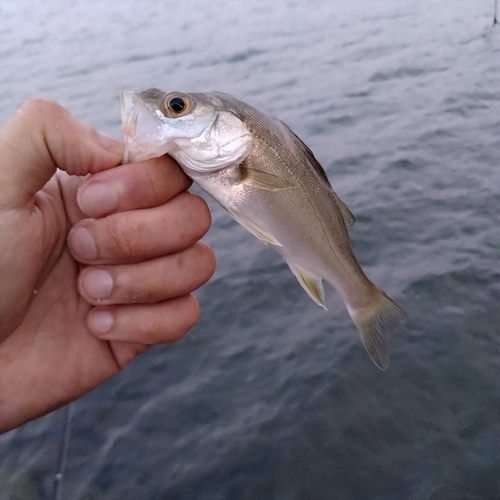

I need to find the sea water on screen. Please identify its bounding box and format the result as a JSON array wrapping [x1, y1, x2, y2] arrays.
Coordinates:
[[1, 1, 500, 498]]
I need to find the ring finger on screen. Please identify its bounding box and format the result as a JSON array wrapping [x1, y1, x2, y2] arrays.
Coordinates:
[[78, 242, 215, 306]]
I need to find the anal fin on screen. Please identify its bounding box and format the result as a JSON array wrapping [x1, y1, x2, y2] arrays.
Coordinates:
[[289, 264, 327, 309]]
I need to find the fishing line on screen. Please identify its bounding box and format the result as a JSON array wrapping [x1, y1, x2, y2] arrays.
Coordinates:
[[51, 403, 73, 500]]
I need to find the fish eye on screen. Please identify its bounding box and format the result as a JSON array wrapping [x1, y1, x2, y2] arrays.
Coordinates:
[[163, 93, 192, 117], [169, 97, 185, 113]]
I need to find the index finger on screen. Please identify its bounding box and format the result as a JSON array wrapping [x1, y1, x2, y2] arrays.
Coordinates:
[[77, 155, 192, 218], [0, 98, 124, 211]]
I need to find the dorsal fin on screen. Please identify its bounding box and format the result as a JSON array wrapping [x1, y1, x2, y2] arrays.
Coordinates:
[[278, 119, 331, 186], [278, 120, 355, 229], [334, 193, 356, 228]]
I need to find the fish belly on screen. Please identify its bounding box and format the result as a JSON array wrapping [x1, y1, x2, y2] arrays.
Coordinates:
[[191, 165, 374, 308]]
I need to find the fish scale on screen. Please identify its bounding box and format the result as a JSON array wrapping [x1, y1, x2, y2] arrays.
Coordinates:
[[192, 92, 368, 302], [120, 89, 407, 369]]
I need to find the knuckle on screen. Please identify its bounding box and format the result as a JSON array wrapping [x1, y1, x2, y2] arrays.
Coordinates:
[[142, 163, 163, 199], [195, 242, 217, 278], [184, 294, 200, 330], [106, 218, 142, 259], [21, 98, 66, 120], [140, 274, 157, 303], [117, 268, 149, 304], [181, 193, 212, 234]]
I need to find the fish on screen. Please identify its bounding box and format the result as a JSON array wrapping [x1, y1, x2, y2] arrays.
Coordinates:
[[120, 89, 407, 369]]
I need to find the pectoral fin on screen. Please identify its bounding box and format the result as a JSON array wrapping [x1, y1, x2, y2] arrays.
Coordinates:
[[227, 208, 282, 246], [289, 264, 327, 309], [238, 166, 295, 191]]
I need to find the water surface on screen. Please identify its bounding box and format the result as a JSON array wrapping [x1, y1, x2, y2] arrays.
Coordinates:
[[1, 1, 500, 498]]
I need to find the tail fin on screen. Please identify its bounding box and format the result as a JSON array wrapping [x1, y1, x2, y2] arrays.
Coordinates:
[[349, 290, 407, 370]]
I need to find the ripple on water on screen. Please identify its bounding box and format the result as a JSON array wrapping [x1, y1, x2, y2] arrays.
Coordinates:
[[2, 0, 500, 498]]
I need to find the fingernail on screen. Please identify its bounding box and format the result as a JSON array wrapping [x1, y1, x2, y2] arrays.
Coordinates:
[[87, 310, 113, 336], [70, 227, 97, 260], [82, 269, 113, 300], [78, 182, 118, 217]]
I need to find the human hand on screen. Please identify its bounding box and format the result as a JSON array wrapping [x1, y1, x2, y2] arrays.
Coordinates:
[[0, 99, 215, 433]]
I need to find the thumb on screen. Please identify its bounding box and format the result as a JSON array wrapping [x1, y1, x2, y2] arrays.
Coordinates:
[[0, 98, 124, 210]]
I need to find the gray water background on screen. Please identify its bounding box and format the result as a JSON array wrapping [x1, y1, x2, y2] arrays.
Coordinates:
[[1, 0, 500, 498]]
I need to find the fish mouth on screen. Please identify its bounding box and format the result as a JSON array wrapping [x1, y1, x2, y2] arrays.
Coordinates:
[[120, 90, 172, 164]]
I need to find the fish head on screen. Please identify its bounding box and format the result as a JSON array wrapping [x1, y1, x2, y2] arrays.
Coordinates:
[[120, 89, 252, 172]]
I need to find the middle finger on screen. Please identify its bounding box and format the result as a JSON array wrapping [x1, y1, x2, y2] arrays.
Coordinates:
[[68, 191, 211, 265]]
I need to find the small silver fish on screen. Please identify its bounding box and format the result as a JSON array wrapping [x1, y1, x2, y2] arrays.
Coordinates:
[[120, 89, 407, 369]]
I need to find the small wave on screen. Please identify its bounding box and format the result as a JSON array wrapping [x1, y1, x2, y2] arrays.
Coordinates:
[[369, 65, 447, 83], [226, 48, 265, 64], [369, 67, 426, 82], [126, 48, 188, 64], [345, 90, 371, 98], [127, 53, 159, 63], [384, 158, 416, 171], [189, 48, 264, 69], [307, 115, 355, 135]]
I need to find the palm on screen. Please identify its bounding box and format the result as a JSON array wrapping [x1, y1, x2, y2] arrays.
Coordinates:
[[0, 176, 137, 425]]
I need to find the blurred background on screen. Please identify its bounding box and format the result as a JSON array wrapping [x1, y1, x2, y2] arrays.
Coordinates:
[[1, 0, 500, 498]]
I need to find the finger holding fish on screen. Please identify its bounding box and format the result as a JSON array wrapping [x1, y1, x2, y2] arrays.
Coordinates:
[[66, 150, 214, 345], [86, 295, 201, 345], [77, 154, 192, 218], [68, 191, 211, 265], [78, 242, 215, 306]]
